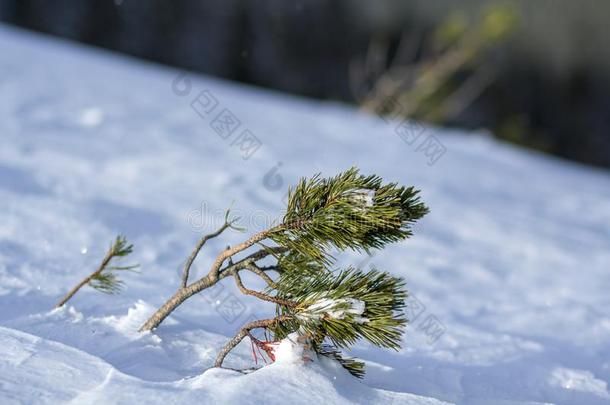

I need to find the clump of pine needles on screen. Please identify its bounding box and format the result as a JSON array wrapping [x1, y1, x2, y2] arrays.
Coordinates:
[[268, 266, 407, 377], [272, 167, 428, 265]]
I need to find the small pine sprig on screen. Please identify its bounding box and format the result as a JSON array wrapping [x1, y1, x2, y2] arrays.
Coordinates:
[[55, 235, 139, 307], [89, 236, 139, 294], [271, 167, 428, 265], [271, 266, 407, 350], [110, 235, 134, 257], [265, 266, 406, 377]]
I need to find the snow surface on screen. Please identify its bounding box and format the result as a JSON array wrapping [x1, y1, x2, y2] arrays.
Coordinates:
[[1, 25, 610, 404]]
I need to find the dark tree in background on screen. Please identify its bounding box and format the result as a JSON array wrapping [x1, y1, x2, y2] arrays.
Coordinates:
[[1, 0, 609, 168]]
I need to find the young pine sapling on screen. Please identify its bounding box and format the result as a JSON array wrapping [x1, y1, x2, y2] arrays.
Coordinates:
[[139, 168, 428, 377]]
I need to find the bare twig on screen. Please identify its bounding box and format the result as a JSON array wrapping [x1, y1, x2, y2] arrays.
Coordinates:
[[232, 270, 295, 307], [244, 263, 276, 287], [140, 205, 306, 333], [208, 225, 282, 281], [217, 246, 287, 279], [138, 239, 286, 332], [214, 316, 293, 368], [182, 214, 237, 288]]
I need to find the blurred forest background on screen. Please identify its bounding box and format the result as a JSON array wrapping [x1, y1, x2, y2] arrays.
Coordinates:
[[1, 0, 609, 168]]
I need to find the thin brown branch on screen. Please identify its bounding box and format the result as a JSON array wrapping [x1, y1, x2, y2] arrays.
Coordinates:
[[208, 225, 283, 281], [139, 244, 287, 332], [181, 221, 232, 288], [217, 246, 287, 279], [232, 271, 295, 307], [214, 316, 293, 368], [244, 263, 276, 287]]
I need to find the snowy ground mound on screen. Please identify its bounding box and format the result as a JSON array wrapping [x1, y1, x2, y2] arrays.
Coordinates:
[[1, 25, 610, 404], [1, 326, 445, 405]]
